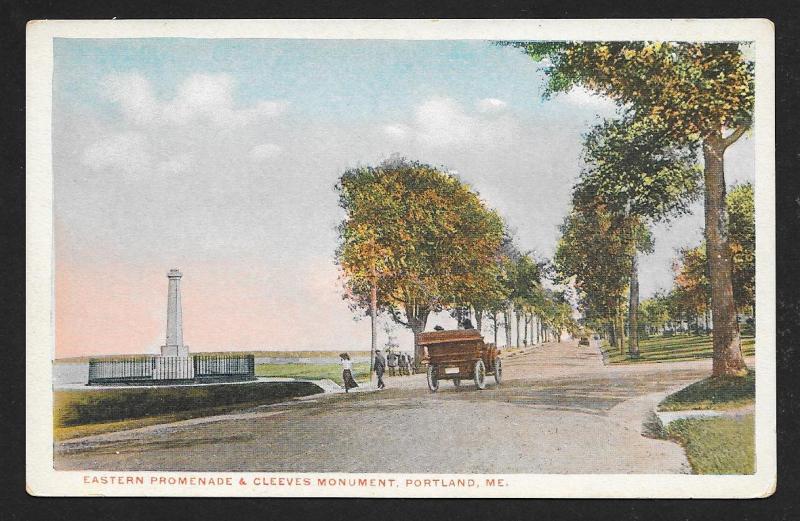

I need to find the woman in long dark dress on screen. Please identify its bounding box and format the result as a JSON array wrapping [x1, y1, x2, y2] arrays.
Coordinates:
[[340, 353, 359, 393]]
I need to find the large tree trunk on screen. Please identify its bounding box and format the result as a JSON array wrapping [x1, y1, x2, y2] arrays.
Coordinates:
[[628, 253, 640, 358], [473, 307, 483, 333], [608, 320, 617, 349], [504, 305, 512, 347], [703, 132, 747, 377], [515, 311, 521, 347], [407, 307, 430, 370], [492, 311, 498, 346], [522, 312, 530, 346]]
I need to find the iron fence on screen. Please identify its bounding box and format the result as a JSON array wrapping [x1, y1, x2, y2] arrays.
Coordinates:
[[194, 354, 254, 378], [87, 354, 255, 385]]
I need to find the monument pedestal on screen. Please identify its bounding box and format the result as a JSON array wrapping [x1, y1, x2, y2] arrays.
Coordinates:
[[160, 344, 189, 357]]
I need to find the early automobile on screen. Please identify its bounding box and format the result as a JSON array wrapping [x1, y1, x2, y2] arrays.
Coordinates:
[[418, 329, 501, 392]]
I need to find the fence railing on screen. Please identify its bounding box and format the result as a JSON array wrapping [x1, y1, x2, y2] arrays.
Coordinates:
[[194, 354, 254, 378], [87, 354, 255, 385]]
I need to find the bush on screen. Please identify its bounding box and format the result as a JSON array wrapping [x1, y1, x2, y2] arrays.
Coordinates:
[[54, 381, 322, 427]]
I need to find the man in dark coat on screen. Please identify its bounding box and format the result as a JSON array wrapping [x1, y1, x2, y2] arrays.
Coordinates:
[[374, 349, 386, 389]]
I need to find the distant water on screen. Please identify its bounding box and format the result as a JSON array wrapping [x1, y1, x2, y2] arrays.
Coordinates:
[[53, 356, 370, 386]]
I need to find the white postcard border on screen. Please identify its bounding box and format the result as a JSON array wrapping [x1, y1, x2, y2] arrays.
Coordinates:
[[26, 18, 776, 498]]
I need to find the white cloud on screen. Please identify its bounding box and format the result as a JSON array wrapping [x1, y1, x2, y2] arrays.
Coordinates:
[[407, 97, 516, 148], [382, 124, 411, 140], [476, 97, 507, 112], [414, 97, 478, 147], [250, 143, 283, 161], [101, 72, 159, 126], [84, 72, 291, 178], [81, 132, 151, 174], [101, 72, 288, 128]]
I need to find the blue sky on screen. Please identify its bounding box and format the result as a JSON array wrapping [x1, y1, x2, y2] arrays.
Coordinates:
[[52, 38, 755, 355], [55, 39, 555, 124]]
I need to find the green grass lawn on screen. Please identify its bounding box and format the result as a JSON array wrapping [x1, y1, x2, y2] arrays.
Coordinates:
[[659, 370, 755, 411], [256, 362, 371, 384], [657, 370, 755, 474], [601, 333, 755, 364], [665, 415, 755, 474]]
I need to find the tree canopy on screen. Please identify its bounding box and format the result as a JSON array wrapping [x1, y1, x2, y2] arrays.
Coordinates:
[[577, 116, 703, 222], [335, 158, 505, 345], [512, 41, 753, 143]]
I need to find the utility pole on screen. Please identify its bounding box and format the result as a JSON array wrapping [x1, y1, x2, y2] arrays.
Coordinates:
[[370, 281, 377, 387]]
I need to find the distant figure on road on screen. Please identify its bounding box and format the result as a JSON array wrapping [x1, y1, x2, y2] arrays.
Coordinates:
[[401, 353, 411, 375], [387, 352, 398, 376], [407, 355, 414, 375], [461, 318, 475, 330], [374, 349, 386, 389], [339, 353, 359, 393]]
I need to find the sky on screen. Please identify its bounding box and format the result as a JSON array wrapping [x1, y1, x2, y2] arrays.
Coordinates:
[[52, 39, 755, 357]]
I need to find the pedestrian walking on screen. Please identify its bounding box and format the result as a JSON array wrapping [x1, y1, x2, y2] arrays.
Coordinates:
[[374, 349, 386, 389], [339, 353, 359, 393], [387, 351, 398, 376]]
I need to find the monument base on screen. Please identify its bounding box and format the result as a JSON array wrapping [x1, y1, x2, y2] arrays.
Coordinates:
[[161, 344, 189, 357]]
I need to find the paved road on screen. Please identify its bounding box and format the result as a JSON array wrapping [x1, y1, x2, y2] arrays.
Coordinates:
[[55, 340, 720, 474]]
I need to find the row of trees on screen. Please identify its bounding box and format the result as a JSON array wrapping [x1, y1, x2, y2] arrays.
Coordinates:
[[515, 42, 755, 376], [335, 158, 576, 365]]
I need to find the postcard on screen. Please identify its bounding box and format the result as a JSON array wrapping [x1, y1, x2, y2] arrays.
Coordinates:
[[26, 18, 775, 497]]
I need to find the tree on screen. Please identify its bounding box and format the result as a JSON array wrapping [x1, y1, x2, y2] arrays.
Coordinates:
[[509, 253, 543, 347], [335, 158, 504, 366], [728, 183, 755, 314], [669, 182, 755, 330], [514, 41, 753, 376], [672, 245, 712, 332], [576, 117, 701, 355], [554, 198, 636, 354], [640, 291, 671, 335]]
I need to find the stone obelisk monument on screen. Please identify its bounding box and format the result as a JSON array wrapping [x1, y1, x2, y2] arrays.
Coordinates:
[[161, 268, 189, 356]]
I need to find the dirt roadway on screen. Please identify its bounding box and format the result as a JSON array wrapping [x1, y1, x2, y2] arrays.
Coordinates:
[[55, 340, 724, 474]]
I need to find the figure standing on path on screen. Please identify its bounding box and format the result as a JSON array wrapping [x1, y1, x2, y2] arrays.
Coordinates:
[[340, 353, 359, 393], [374, 349, 386, 389]]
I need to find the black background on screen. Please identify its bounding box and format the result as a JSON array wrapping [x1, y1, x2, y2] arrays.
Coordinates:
[[2, 1, 798, 519]]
